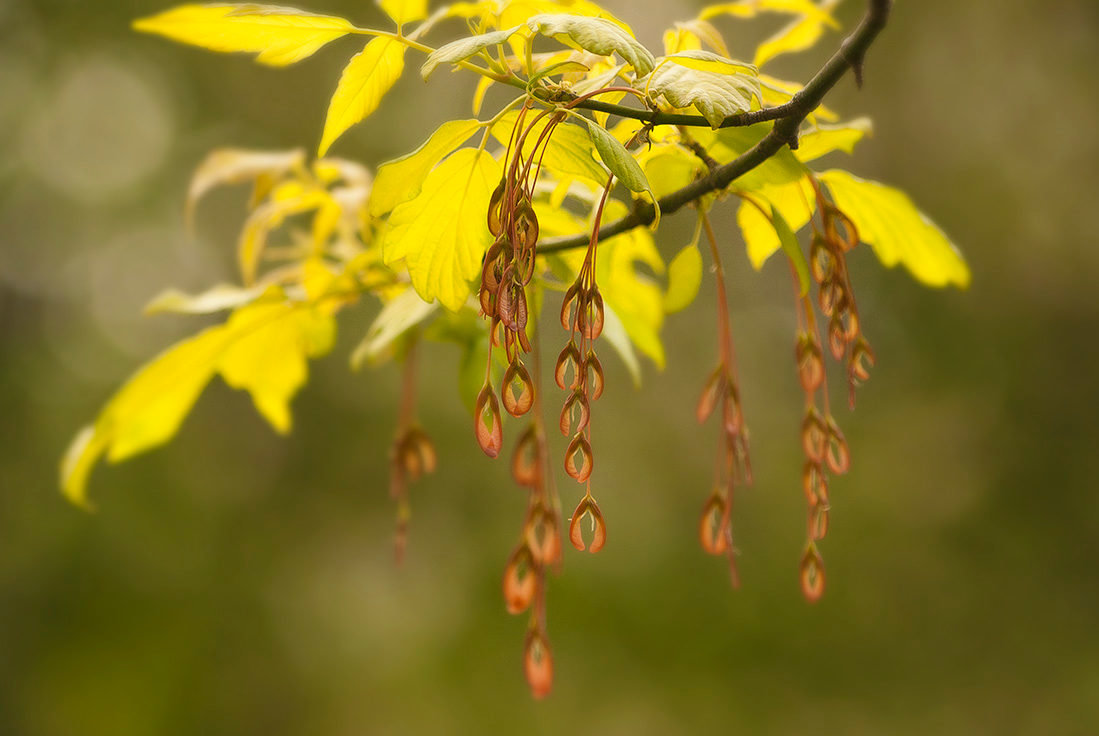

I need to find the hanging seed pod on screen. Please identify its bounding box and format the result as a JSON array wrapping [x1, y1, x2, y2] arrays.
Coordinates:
[[511, 424, 541, 487], [559, 389, 590, 437], [722, 391, 743, 439], [502, 544, 536, 614], [799, 543, 826, 603], [818, 276, 844, 316], [809, 502, 830, 541], [554, 341, 581, 391], [514, 242, 537, 285], [810, 236, 833, 283], [560, 282, 581, 332], [585, 351, 605, 401], [833, 210, 859, 251], [849, 337, 876, 383], [481, 242, 505, 293], [699, 494, 729, 555], [824, 416, 850, 474], [580, 288, 605, 340], [696, 366, 726, 424], [502, 361, 534, 417], [827, 314, 847, 360], [568, 494, 606, 553], [525, 504, 561, 565], [729, 432, 754, 486], [474, 384, 504, 458], [514, 200, 539, 252], [478, 284, 495, 317], [405, 428, 437, 476], [523, 630, 554, 699], [487, 179, 506, 237], [838, 303, 859, 341], [796, 333, 826, 393], [800, 408, 827, 463], [801, 460, 828, 506], [564, 433, 594, 482]]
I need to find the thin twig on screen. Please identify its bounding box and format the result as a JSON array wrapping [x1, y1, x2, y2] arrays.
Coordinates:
[[538, 0, 892, 255]]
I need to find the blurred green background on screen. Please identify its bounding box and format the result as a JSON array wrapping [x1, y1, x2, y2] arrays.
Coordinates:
[[3, 0, 1098, 733]]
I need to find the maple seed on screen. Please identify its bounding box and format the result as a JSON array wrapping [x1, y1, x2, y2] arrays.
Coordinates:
[[523, 631, 554, 699], [554, 341, 582, 391], [699, 494, 729, 555], [799, 544, 826, 603], [487, 179, 505, 237], [564, 433, 594, 482], [559, 389, 590, 436], [474, 384, 503, 458], [568, 494, 606, 553], [585, 351, 605, 401], [502, 361, 535, 417], [503, 544, 536, 614], [511, 424, 541, 487]]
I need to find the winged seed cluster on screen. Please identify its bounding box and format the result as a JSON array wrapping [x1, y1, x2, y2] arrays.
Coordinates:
[[64, 0, 969, 699]]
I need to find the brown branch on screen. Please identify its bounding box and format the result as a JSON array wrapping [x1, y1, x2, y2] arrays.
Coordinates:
[[538, 0, 892, 255]]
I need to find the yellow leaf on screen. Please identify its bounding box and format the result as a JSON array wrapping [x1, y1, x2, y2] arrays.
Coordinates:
[[133, 4, 354, 67], [378, 0, 427, 27], [370, 119, 482, 217], [319, 37, 406, 156], [61, 292, 340, 506], [754, 0, 840, 67], [60, 325, 227, 507], [794, 118, 873, 162], [186, 147, 305, 224], [381, 148, 501, 311], [238, 186, 331, 284], [736, 177, 815, 269], [701, 0, 838, 25], [758, 74, 838, 122], [218, 301, 336, 433], [819, 170, 971, 288], [351, 287, 438, 368]]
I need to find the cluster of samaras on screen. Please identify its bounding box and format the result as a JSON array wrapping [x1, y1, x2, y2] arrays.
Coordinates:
[[466, 100, 878, 696], [63, 0, 968, 703]]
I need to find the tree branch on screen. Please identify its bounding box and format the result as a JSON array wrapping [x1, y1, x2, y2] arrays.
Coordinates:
[[538, 0, 892, 255]]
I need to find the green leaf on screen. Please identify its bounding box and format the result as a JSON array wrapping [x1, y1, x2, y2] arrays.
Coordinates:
[[378, 0, 427, 27], [319, 37, 406, 156], [370, 119, 482, 217], [382, 148, 502, 311], [795, 118, 873, 163], [644, 51, 760, 128], [351, 287, 438, 368], [583, 118, 660, 227], [819, 170, 971, 288], [133, 4, 355, 66], [735, 177, 815, 269], [772, 205, 810, 296], [527, 14, 655, 76], [420, 26, 522, 79]]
